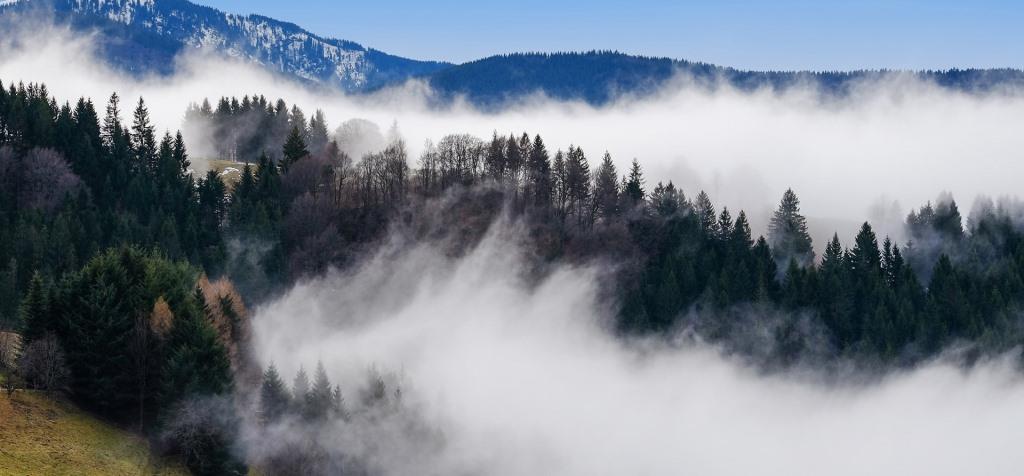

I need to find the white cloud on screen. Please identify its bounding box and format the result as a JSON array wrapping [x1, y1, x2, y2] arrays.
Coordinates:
[[253, 221, 1024, 476]]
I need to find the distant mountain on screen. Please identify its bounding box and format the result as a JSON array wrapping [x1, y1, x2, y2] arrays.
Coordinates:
[[0, 0, 449, 91], [2, 0, 1023, 106], [422, 51, 1024, 107]]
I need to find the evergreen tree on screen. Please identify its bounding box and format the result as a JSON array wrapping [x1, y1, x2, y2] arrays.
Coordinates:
[[485, 132, 506, 180], [161, 287, 234, 405], [292, 366, 310, 414], [260, 363, 290, 423], [19, 272, 50, 343], [768, 188, 814, 266], [308, 361, 333, 420], [717, 208, 733, 242], [130, 98, 157, 175], [850, 222, 881, 274], [730, 211, 753, 250], [565, 146, 591, 229], [821, 233, 844, 274], [307, 109, 330, 154], [281, 126, 309, 170], [694, 191, 717, 236], [505, 132, 523, 187], [623, 158, 645, 207], [525, 134, 551, 207], [592, 152, 619, 221]]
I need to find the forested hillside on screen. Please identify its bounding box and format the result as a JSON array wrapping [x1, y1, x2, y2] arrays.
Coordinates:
[[4, 80, 1024, 472]]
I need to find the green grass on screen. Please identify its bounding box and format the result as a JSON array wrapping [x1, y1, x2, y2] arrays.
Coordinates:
[[0, 388, 189, 476]]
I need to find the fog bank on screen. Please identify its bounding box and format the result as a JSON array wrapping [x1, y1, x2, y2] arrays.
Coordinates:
[[252, 221, 1024, 476]]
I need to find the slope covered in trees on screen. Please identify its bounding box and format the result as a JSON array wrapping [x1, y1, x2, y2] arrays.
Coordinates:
[[5, 80, 1024, 471]]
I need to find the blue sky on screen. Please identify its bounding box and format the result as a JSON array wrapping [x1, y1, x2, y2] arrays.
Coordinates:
[[203, 0, 1023, 70]]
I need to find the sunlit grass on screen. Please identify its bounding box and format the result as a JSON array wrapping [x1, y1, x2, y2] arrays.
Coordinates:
[[0, 388, 189, 476]]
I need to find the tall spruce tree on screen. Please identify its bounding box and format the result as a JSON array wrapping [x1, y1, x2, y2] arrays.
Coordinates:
[[592, 152, 619, 221], [260, 363, 290, 423], [281, 126, 309, 170], [768, 189, 814, 266], [623, 158, 645, 206], [19, 272, 51, 343]]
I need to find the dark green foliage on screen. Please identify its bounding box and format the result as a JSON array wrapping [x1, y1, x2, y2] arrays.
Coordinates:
[[524, 134, 552, 207], [19, 272, 51, 343], [281, 126, 309, 170], [0, 82, 226, 329], [592, 152, 619, 221], [623, 158, 645, 207], [768, 188, 814, 267], [160, 287, 233, 406], [260, 363, 290, 423]]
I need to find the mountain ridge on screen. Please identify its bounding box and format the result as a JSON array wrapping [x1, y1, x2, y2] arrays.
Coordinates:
[[2, 0, 1024, 106], [0, 0, 450, 90]]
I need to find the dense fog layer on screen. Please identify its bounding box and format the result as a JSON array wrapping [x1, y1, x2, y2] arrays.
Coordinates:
[[3, 25, 1024, 246], [253, 221, 1024, 476]]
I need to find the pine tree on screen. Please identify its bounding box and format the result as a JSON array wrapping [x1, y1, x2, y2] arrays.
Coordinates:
[[485, 132, 506, 180], [19, 272, 51, 343], [281, 126, 309, 170], [821, 233, 844, 274], [260, 363, 290, 423], [933, 199, 964, 240], [768, 188, 814, 266], [592, 152, 619, 221], [717, 208, 733, 241], [101, 93, 121, 148], [331, 385, 346, 419], [731, 211, 753, 250], [623, 158, 645, 206], [130, 98, 157, 175], [694, 191, 717, 236], [308, 361, 333, 420], [308, 109, 330, 154], [551, 150, 568, 215], [288, 106, 308, 140], [525, 134, 551, 207], [850, 222, 881, 274], [161, 287, 233, 404], [565, 146, 591, 229], [505, 132, 523, 187], [292, 366, 310, 414]]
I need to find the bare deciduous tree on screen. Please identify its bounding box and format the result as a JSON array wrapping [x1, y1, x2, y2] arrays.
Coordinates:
[[17, 333, 68, 392]]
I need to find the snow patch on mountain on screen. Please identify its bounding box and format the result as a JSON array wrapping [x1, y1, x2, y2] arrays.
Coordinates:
[[1, 0, 446, 91]]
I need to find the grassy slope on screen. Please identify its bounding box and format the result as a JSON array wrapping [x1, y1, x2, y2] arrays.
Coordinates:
[[0, 389, 189, 476]]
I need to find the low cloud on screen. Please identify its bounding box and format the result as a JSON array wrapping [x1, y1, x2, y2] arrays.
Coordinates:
[[250, 219, 1024, 476]]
